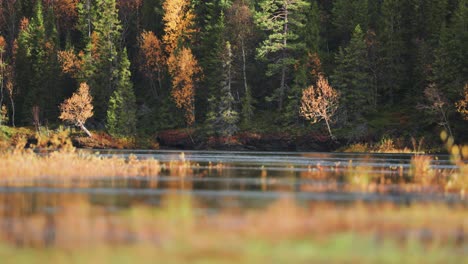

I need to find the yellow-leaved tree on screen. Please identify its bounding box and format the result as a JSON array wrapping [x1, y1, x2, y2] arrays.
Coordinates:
[[162, 0, 195, 54], [456, 84, 468, 120], [300, 75, 340, 140], [163, 0, 201, 126], [59, 82, 94, 137]]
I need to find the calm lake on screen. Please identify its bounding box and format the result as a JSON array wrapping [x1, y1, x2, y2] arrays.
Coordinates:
[[0, 150, 464, 216]]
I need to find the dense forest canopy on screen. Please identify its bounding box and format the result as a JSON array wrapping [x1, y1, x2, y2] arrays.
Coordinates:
[[0, 0, 467, 143]]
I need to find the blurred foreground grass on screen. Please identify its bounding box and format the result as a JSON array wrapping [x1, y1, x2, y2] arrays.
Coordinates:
[[0, 195, 466, 263], [0, 233, 465, 264]]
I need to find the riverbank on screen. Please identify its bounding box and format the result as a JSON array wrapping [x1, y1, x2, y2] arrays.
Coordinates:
[[0, 125, 455, 153]]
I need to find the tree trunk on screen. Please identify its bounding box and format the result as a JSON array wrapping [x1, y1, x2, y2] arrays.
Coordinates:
[[440, 109, 453, 139], [79, 122, 93, 138], [324, 118, 335, 140], [242, 39, 248, 101], [9, 95, 15, 127], [87, 0, 91, 38], [279, 6, 289, 111]]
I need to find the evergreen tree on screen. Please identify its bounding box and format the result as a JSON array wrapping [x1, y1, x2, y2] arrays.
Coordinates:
[[16, 1, 62, 125], [225, 0, 255, 126], [378, 0, 407, 105], [331, 25, 373, 122], [106, 49, 137, 137], [206, 42, 239, 139], [194, 0, 227, 121], [283, 1, 322, 125], [255, 0, 309, 111], [85, 0, 123, 122], [433, 0, 468, 102], [331, 0, 369, 45]]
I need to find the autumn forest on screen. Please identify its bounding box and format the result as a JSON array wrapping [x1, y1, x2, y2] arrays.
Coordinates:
[[0, 0, 467, 149]]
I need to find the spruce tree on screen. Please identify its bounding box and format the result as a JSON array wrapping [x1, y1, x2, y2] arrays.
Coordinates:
[[16, 1, 62, 125], [85, 0, 122, 122], [433, 0, 468, 102], [195, 0, 227, 120], [106, 49, 137, 137], [331, 25, 373, 122], [331, 0, 369, 44], [378, 0, 407, 105], [206, 42, 239, 139]]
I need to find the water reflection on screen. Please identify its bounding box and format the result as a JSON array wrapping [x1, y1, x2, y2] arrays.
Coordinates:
[[0, 150, 466, 248], [0, 192, 466, 249]]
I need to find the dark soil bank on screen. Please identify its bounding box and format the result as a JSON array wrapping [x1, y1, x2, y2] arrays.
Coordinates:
[[157, 130, 338, 152]]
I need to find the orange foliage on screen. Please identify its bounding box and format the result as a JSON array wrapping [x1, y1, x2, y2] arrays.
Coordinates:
[[139, 30, 165, 85], [0, 36, 5, 52], [19, 17, 29, 31], [43, 0, 78, 30], [58, 50, 83, 77], [455, 84, 468, 120], [167, 48, 201, 126], [300, 75, 340, 139], [307, 52, 322, 80], [90, 32, 101, 60], [162, 0, 195, 54], [59, 83, 93, 136]]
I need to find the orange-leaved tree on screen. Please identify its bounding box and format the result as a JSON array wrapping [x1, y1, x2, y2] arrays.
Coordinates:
[[59, 82, 94, 137], [455, 84, 468, 120], [139, 30, 166, 98], [162, 0, 195, 54], [163, 0, 200, 126], [300, 75, 340, 140], [167, 48, 201, 126]]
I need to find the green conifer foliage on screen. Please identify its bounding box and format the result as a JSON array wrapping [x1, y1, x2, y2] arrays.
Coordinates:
[[378, 0, 407, 105], [17, 1, 62, 125], [206, 42, 239, 139], [255, 0, 309, 111], [433, 0, 468, 102], [106, 49, 137, 137], [331, 0, 369, 44], [85, 0, 122, 122], [331, 25, 373, 121]]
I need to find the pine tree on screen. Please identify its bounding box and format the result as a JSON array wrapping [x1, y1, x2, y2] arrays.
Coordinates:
[[225, 0, 255, 126], [283, 1, 322, 125], [331, 25, 373, 122], [255, 0, 309, 111], [106, 49, 137, 137]]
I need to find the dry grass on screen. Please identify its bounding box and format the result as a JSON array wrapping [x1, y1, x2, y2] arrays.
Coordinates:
[[0, 150, 160, 182], [343, 137, 426, 154]]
